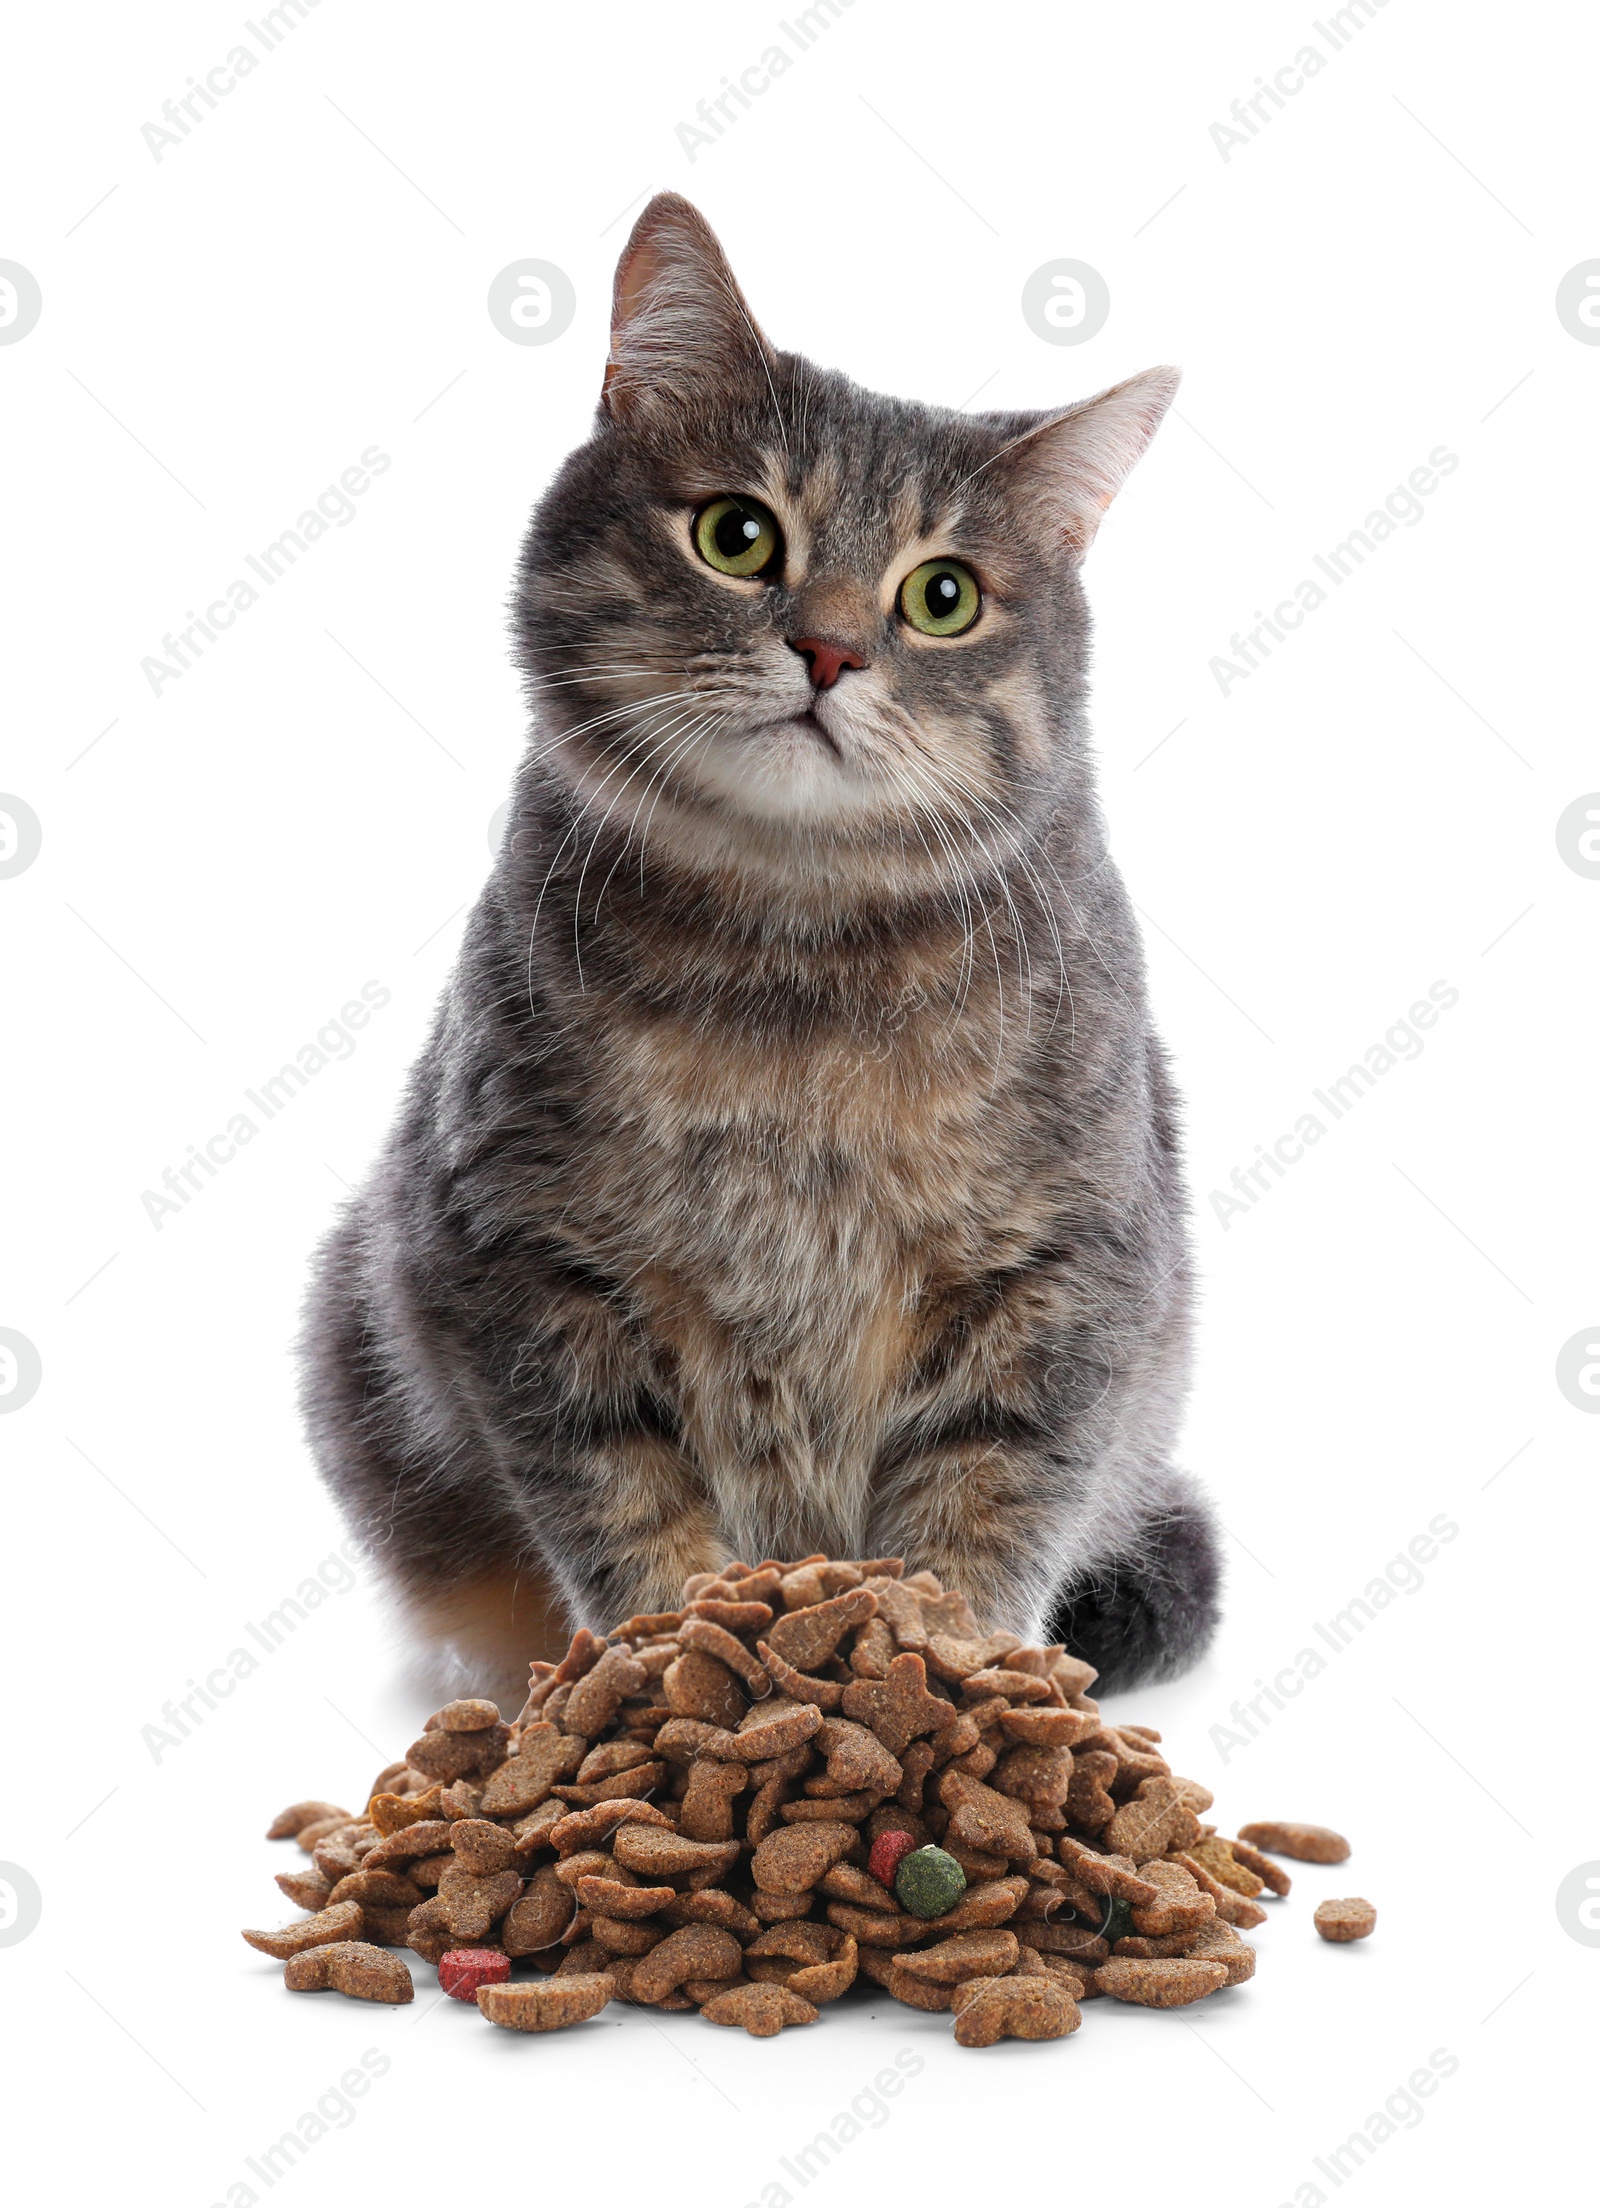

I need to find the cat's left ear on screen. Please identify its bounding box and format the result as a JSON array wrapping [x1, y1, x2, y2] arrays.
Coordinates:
[[603, 193, 777, 423], [998, 366, 1181, 560]]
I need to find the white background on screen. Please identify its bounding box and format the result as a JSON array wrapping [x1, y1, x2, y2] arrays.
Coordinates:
[[3, 1, 1594, 2200]]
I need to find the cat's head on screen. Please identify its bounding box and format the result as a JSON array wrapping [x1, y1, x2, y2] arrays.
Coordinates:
[[515, 194, 1176, 900]]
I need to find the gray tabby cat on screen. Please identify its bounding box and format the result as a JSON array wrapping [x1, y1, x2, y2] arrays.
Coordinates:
[[299, 193, 1219, 1698]]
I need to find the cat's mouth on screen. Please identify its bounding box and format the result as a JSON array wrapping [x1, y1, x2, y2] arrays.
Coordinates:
[[791, 706, 842, 759]]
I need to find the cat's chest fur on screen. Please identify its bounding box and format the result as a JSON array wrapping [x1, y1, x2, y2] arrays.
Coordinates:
[[576, 991, 1046, 1498]]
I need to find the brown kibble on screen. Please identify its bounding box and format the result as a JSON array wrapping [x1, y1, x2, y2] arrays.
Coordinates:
[[724, 1698, 824, 1761], [922, 1877, 1031, 1934], [477, 1973, 615, 2031], [274, 1869, 333, 1911], [610, 1825, 741, 1882], [1238, 1820, 1351, 1864], [405, 1726, 511, 1785], [367, 1785, 446, 1835], [1057, 1840, 1158, 1905], [683, 1598, 777, 1634], [449, 1819, 517, 1875], [812, 1717, 902, 1797], [825, 1902, 922, 1948], [1187, 1834, 1265, 1897], [267, 1800, 350, 1841], [938, 1770, 1037, 1863], [1096, 1957, 1229, 2007], [1175, 1851, 1268, 1930], [283, 1941, 414, 2003], [765, 1589, 877, 1672], [791, 1937, 858, 2003], [1314, 1897, 1376, 1942], [677, 1616, 772, 1694], [576, 1877, 677, 1920], [436, 1865, 523, 1940], [327, 1869, 424, 1910], [1066, 1749, 1118, 1833], [363, 1818, 454, 1870], [894, 1929, 1020, 1985], [952, 1975, 1080, 2046], [404, 1897, 455, 1964], [293, 1814, 353, 1855], [701, 1983, 819, 2036], [840, 1653, 953, 1758], [548, 1799, 674, 1855], [677, 1759, 748, 1842], [998, 1706, 1101, 1749], [1226, 1839, 1293, 1896], [428, 1697, 503, 1733], [1184, 1919, 1257, 1983], [1104, 1778, 1202, 1863], [242, 1901, 365, 1959], [502, 1867, 577, 1955], [749, 1820, 857, 1894], [1129, 1860, 1214, 1939], [660, 1891, 760, 1938], [631, 1924, 743, 2006], [885, 1964, 954, 2011], [478, 1724, 586, 1816], [663, 1648, 748, 1729], [562, 1645, 648, 1739]]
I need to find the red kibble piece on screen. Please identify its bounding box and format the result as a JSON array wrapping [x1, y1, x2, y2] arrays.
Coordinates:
[[867, 1829, 916, 1890], [438, 1948, 512, 2001]]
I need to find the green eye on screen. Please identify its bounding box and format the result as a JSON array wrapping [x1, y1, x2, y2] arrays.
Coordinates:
[[900, 557, 981, 637], [694, 495, 782, 578]]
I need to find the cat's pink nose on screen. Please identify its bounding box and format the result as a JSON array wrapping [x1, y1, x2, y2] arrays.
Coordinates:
[[788, 635, 867, 690]]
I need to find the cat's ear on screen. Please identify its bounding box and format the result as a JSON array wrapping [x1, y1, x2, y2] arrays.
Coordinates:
[[996, 366, 1181, 559], [603, 193, 776, 423]]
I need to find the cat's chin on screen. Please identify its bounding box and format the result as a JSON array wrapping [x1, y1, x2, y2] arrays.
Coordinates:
[[689, 714, 883, 825]]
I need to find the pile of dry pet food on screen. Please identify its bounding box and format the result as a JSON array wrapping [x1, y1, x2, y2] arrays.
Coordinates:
[[244, 1554, 1370, 2045]]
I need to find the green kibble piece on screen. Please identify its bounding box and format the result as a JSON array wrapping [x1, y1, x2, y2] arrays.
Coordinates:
[[894, 1845, 967, 1920], [1097, 1895, 1135, 1944]]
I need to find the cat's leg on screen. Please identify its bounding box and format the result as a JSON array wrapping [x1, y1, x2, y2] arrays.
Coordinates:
[[1044, 1467, 1221, 1689], [868, 1433, 1085, 1648], [553, 1432, 727, 1631]]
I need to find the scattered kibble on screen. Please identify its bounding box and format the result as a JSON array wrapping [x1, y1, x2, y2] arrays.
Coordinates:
[[1314, 1897, 1377, 1943]]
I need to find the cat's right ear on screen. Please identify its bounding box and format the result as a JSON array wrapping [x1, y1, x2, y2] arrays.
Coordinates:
[[602, 193, 777, 424]]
